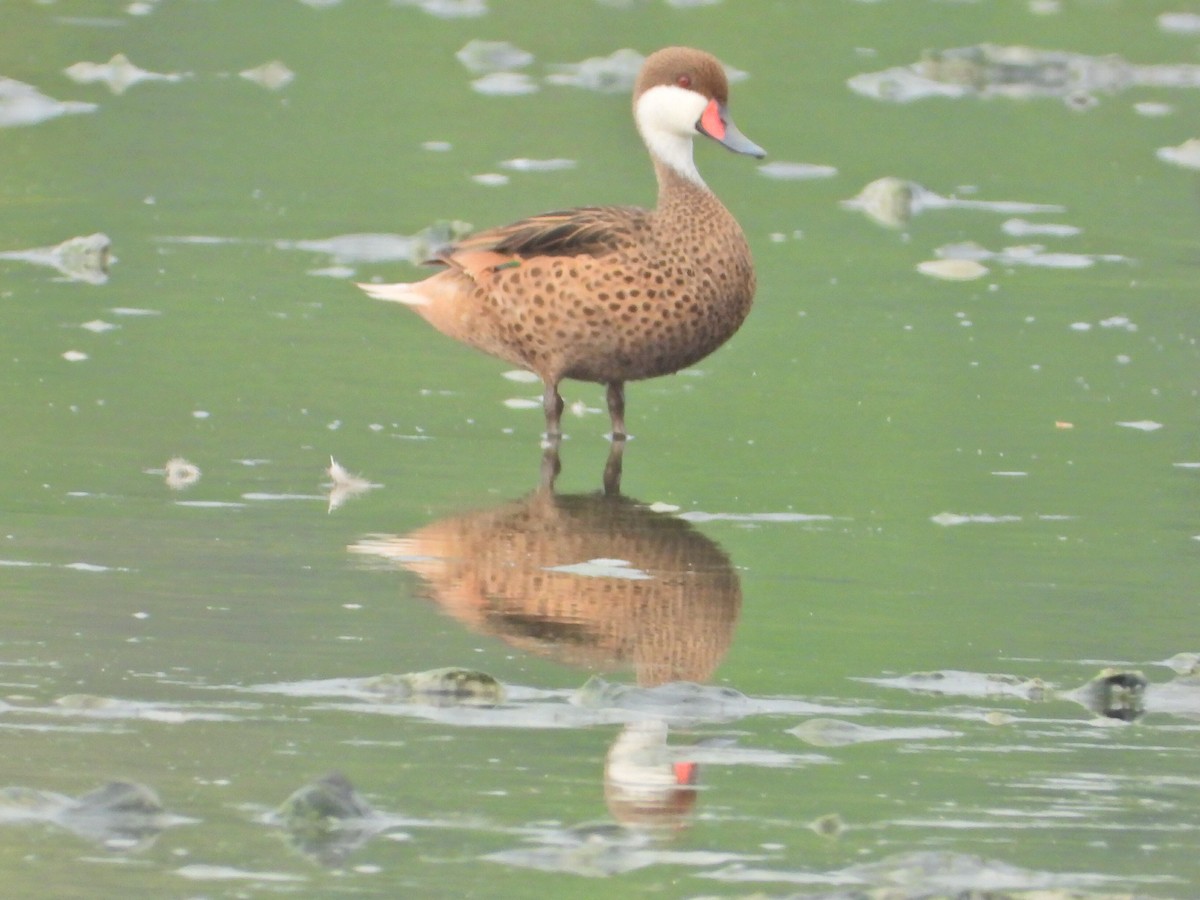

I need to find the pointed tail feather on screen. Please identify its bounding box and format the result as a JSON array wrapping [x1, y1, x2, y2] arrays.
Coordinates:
[[355, 281, 430, 306]]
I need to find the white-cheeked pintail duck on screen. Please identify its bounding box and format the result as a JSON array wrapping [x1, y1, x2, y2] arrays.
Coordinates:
[[358, 46, 764, 439]]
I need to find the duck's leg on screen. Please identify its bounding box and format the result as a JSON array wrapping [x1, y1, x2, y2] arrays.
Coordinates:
[[606, 381, 627, 439], [539, 442, 562, 491], [602, 437, 626, 495], [542, 379, 564, 439]]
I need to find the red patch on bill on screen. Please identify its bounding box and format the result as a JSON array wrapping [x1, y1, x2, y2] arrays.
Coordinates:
[[700, 99, 724, 139], [673, 761, 698, 785]]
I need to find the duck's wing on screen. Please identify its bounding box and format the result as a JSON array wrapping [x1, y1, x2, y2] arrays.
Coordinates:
[[429, 206, 649, 280]]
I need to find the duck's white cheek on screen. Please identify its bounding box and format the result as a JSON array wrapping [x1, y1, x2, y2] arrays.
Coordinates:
[[635, 85, 709, 185], [635, 84, 709, 137]]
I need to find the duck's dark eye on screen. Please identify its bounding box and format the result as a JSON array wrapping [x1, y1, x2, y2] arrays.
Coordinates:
[[676, 74, 691, 89]]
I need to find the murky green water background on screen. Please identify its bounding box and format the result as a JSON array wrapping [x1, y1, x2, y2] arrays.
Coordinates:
[[3, 0, 1198, 896]]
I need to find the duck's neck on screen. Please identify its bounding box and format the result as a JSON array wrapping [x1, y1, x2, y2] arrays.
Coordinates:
[[634, 85, 710, 194], [653, 156, 717, 216], [643, 128, 708, 193]]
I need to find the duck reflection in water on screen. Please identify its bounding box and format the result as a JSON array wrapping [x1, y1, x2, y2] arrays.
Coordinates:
[[351, 441, 740, 686], [349, 441, 742, 830]]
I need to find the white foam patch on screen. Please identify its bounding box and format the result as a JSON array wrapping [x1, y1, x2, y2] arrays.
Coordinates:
[[501, 370, 540, 383], [543, 558, 652, 580], [758, 161, 838, 180], [931, 513, 1022, 526], [678, 511, 834, 523], [175, 864, 305, 883], [1116, 420, 1163, 432]]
